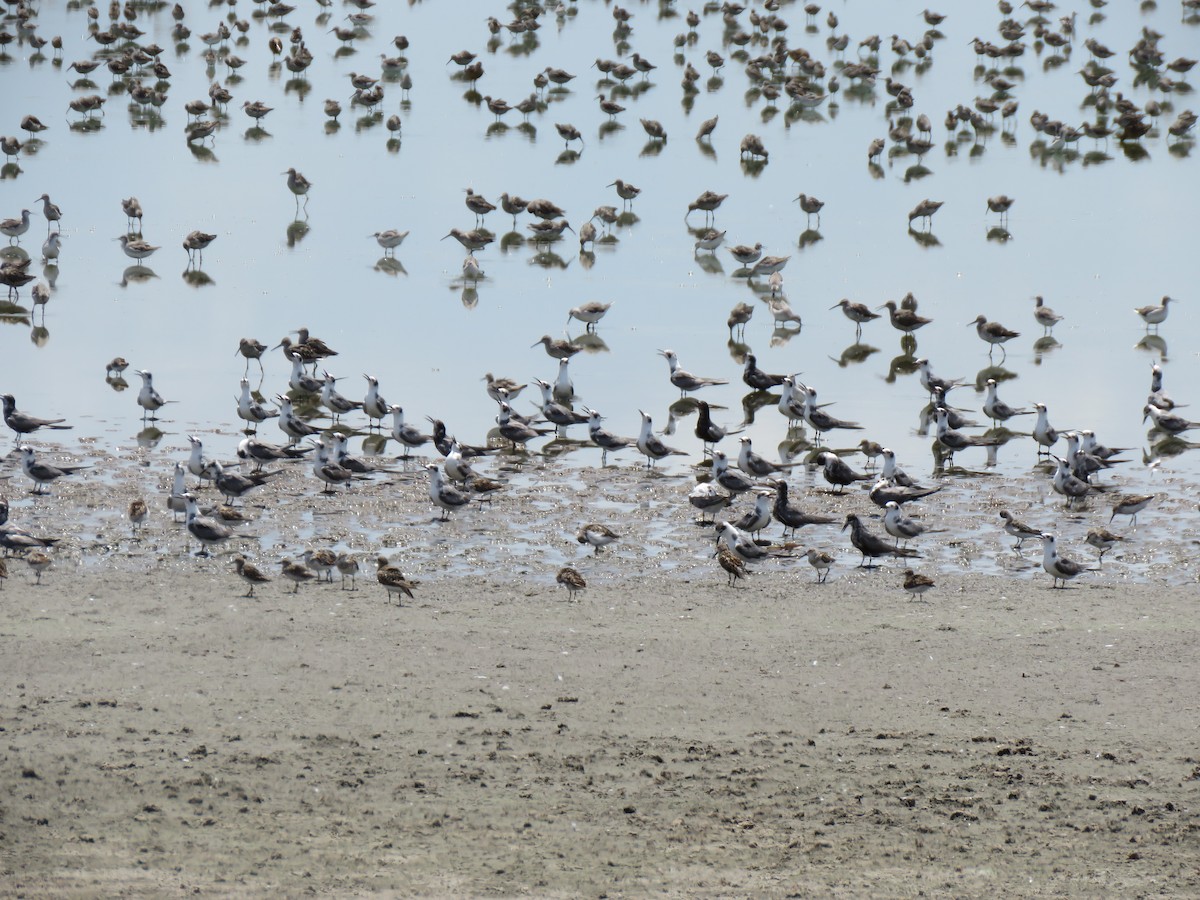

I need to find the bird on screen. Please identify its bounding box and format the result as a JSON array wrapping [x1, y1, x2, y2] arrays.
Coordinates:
[[636, 411, 687, 468], [568, 301, 612, 331], [882, 501, 934, 548], [1109, 494, 1155, 527], [842, 514, 920, 567], [303, 548, 338, 583], [284, 167, 312, 208], [1040, 532, 1088, 588], [233, 556, 271, 596], [376, 555, 416, 604], [999, 510, 1044, 549], [795, 193, 824, 226], [902, 569, 936, 597], [532, 335, 580, 360], [2, 394, 71, 435], [1033, 296, 1063, 332], [116, 235, 159, 261], [556, 566, 588, 597], [371, 229, 408, 256], [135, 370, 169, 420], [20, 446, 86, 494], [689, 483, 732, 524], [27, 550, 52, 585], [659, 349, 727, 395], [425, 464, 471, 519], [986, 195, 1015, 219], [1085, 527, 1125, 564], [907, 199, 944, 227], [969, 315, 1020, 355], [880, 300, 932, 333], [1134, 296, 1176, 330], [830, 298, 881, 335], [803, 548, 835, 584], [280, 557, 316, 592], [716, 546, 750, 586], [183, 493, 238, 556], [128, 498, 148, 536], [576, 524, 620, 555], [335, 553, 360, 591], [982, 379, 1032, 425]]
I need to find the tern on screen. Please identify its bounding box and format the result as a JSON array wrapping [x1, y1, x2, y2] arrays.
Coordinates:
[[1040, 532, 1088, 588], [425, 463, 471, 519], [20, 445, 86, 494], [183, 492, 238, 556], [636, 410, 687, 467], [2, 394, 72, 435]]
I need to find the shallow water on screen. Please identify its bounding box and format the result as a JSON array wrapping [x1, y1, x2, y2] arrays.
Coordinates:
[[1, 0, 1197, 575]]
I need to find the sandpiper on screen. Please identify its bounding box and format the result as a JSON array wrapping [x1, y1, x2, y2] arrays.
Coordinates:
[[532, 335, 580, 359], [35, 194, 61, 232], [0, 209, 31, 243], [986, 195, 1015, 219], [803, 547, 835, 584], [303, 548, 338, 583], [568, 301, 612, 331], [371, 229, 408, 256], [335, 553, 360, 590], [902, 569, 936, 597], [830, 298, 880, 335], [1134, 296, 1176, 330], [283, 168, 312, 208], [376, 555, 416, 604], [27, 551, 52, 585], [686, 191, 728, 221], [795, 193, 824, 226], [577, 523, 620, 555], [1085, 527, 1125, 564], [116, 235, 159, 261], [233, 555, 271, 596], [728, 243, 763, 266], [716, 546, 750, 586], [907, 199, 943, 228], [1040, 532, 1087, 588], [557, 566, 588, 596], [280, 557, 316, 592], [999, 510, 1043, 549], [969, 315, 1020, 356], [128, 498, 148, 536], [880, 300, 932, 333], [694, 229, 726, 253], [607, 179, 640, 207], [1110, 494, 1155, 527]]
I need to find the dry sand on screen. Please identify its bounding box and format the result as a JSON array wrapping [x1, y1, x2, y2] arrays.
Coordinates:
[[3, 452, 1200, 897]]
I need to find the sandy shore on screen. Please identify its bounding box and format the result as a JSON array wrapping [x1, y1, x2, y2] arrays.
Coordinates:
[[4, 449, 1200, 896]]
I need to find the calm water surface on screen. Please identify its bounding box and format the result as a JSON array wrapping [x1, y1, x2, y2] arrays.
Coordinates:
[[2, 0, 1197, 505]]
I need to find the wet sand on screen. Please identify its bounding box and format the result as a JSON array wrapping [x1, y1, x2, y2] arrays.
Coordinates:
[[3, 451, 1200, 896]]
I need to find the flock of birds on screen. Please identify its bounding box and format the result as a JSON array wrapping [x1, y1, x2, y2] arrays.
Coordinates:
[[0, 0, 1196, 596]]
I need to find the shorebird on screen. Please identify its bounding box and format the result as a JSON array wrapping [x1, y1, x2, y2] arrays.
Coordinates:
[[1134, 296, 1176, 330], [1086, 527, 1125, 564], [568, 301, 612, 331], [999, 510, 1043, 549], [750, 255, 789, 278], [969, 315, 1020, 356], [795, 193, 824, 226], [640, 118, 667, 141], [335, 553, 360, 590], [20, 446, 85, 494], [557, 566, 588, 596], [371, 229, 408, 256], [376, 556, 416, 604], [233, 556, 271, 596], [280, 557, 316, 592], [907, 199, 943, 228], [237, 338, 268, 374], [35, 194, 61, 232], [636, 411, 686, 468], [902, 569, 936, 597], [843, 514, 920, 568], [607, 179, 640, 207], [597, 93, 626, 118], [727, 242, 763, 267], [1040, 532, 1087, 588], [128, 498, 148, 536], [0, 209, 31, 243], [442, 228, 493, 251], [659, 349, 727, 395], [283, 168, 312, 209], [241, 100, 273, 121], [986, 195, 1015, 220], [2, 394, 71, 435], [803, 547, 835, 584], [526, 199, 567, 221], [577, 523, 620, 555], [695, 115, 719, 141], [694, 229, 726, 253], [182, 231, 216, 264], [830, 299, 880, 336], [716, 546, 750, 586], [425, 463, 470, 519], [554, 123, 583, 147], [116, 235, 159, 261], [183, 493, 237, 556], [1110, 494, 1155, 527], [686, 191, 728, 222], [303, 548, 338, 583], [27, 551, 52, 585], [880, 300, 932, 334], [532, 335, 580, 359]]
